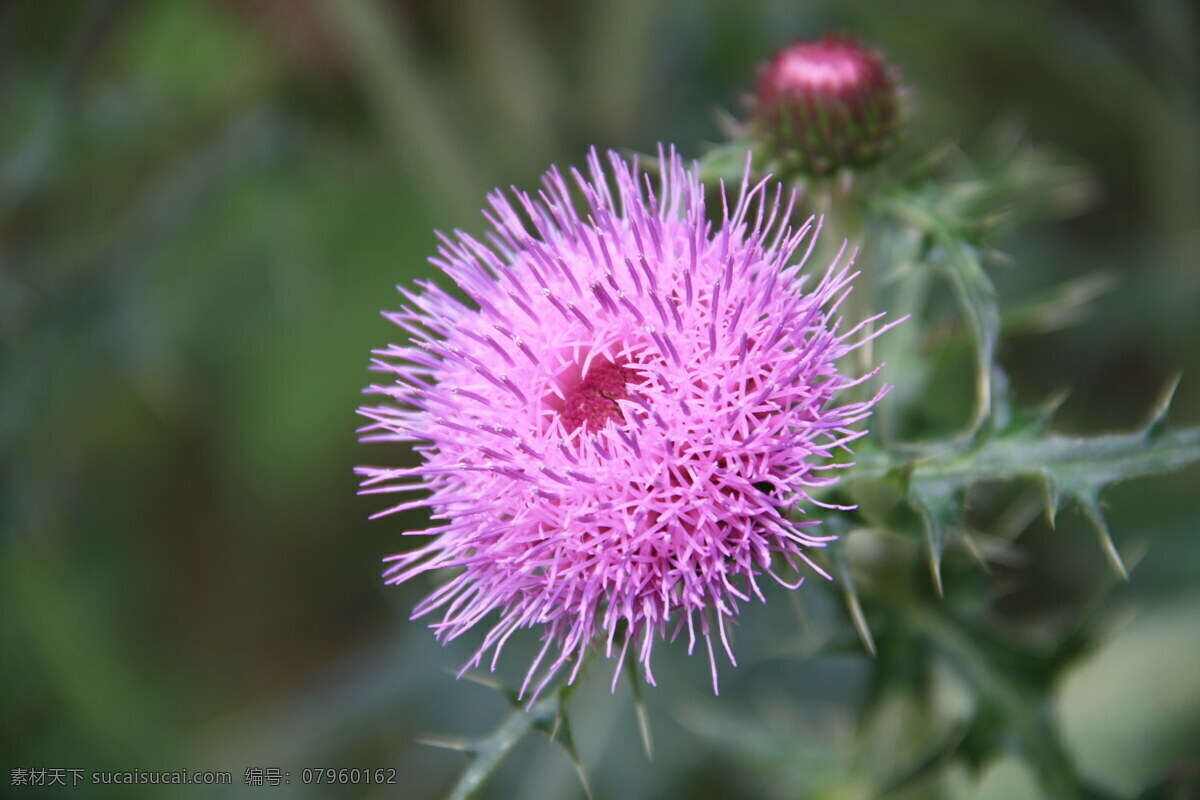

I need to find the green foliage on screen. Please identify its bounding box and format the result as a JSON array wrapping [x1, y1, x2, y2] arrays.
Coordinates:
[[784, 134, 1199, 798], [848, 376, 1199, 579]]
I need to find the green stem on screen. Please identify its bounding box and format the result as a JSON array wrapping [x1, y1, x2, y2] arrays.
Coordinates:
[[875, 240, 935, 443], [813, 178, 874, 398], [901, 598, 1084, 799], [875, 193, 999, 440]]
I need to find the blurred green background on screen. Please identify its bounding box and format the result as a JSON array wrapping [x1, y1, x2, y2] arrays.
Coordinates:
[[2, 1, 1198, 798]]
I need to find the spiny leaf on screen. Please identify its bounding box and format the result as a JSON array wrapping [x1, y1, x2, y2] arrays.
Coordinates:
[[1003, 389, 1070, 441], [624, 644, 655, 759], [848, 385, 1200, 574], [830, 539, 876, 656], [536, 707, 593, 799], [916, 507, 946, 598], [852, 417, 1200, 493], [458, 670, 521, 706], [1139, 372, 1182, 439], [1039, 469, 1062, 528], [442, 685, 564, 800], [416, 735, 474, 753], [1074, 491, 1129, 580], [912, 490, 957, 597], [957, 527, 994, 572], [928, 426, 1196, 492]]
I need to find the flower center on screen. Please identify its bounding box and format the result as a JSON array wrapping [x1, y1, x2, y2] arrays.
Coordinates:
[[558, 359, 634, 431]]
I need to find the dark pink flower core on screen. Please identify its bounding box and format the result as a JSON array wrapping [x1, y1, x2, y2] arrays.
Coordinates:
[[753, 35, 900, 176], [357, 148, 898, 700], [557, 359, 635, 431]]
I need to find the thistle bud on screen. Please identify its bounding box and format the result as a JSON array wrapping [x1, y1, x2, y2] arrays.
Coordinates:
[[752, 35, 900, 177]]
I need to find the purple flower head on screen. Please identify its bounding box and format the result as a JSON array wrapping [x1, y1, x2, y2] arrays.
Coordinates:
[[358, 148, 897, 700]]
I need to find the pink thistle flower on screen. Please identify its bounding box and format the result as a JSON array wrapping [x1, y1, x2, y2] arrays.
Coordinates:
[[357, 148, 897, 700]]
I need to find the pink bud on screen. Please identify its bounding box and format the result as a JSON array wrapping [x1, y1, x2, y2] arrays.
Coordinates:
[[753, 35, 901, 176]]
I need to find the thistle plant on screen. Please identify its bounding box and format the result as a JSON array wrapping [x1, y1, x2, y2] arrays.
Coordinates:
[[359, 34, 1200, 800]]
